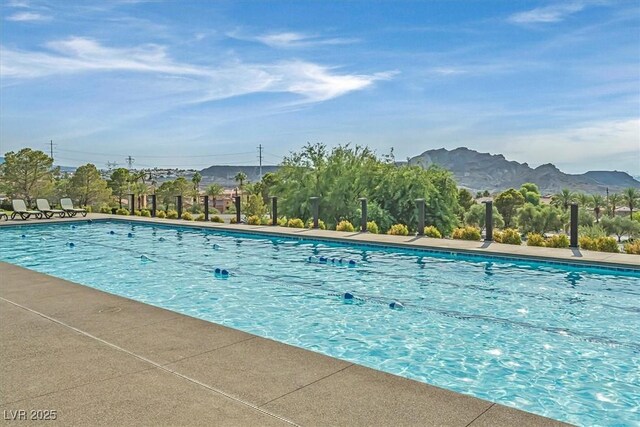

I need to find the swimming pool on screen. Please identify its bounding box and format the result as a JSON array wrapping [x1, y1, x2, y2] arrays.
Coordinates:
[[1, 220, 638, 426]]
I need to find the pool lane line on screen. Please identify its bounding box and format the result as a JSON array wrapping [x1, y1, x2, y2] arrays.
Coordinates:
[[0, 296, 300, 426]]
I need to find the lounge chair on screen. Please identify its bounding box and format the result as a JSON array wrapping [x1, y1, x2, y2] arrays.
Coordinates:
[[60, 198, 87, 217], [36, 199, 66, 219], [11, 199, 43, 220]]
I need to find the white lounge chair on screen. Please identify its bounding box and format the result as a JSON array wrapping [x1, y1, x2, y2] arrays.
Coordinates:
[[36, 199, 66, 219], [11, 199, 43, 220], [60, 198, 87, 217]]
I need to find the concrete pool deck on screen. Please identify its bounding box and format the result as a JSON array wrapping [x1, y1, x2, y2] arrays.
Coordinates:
[[0, 262, 568, 426]]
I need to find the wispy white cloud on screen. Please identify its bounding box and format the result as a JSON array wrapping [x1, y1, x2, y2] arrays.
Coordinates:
[[0, 37, 393, 103], [228, 30, 358, 48], [508, 2, 586, 24], [6, 11, 50, 21]]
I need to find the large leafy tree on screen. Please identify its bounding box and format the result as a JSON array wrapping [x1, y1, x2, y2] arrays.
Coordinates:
[[0, 148, 55, 205], [517, 203, 563, 235], [495, 188, 525, 228], [464, 204, 504, 231], [68, 164, 111, 207], [601, 216, 640, 242], [457, 188, 475, 212], [156, 177, 191, 211], [622, 187, 639, 218], [519, 183, 540, 206], [108, 168, 131, 208]]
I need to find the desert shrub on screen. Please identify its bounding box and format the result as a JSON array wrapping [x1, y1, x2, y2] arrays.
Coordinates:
[[366, 221, 379, 234], [247, 215, 261, 225], [195, 213, 206, 221], [452, 226, 481, 241], [84, 205, 93, 213], [134, 210, 142, 216], [99, 203, 111, 214], [140, 209, 151, 217], [210, 207, 220, 215], [260, 217, 271, 225], [423, 226, 442, 238], [526, 233, 546, 247], [230, 217, 238, 224], [166, 209, 178, 219], [579, 224, 606, 239], [157, 210, 167, 219], [181, 212, 194, 221], [387, 224, 409, 236], [116, 208, 129, 216], [596, 237, 619, 253], [211, 215, 224, 223], [336, 220, 355, 232], [546, 234, 570, 248], [579, 236, 598, 251], [623, 240, 640, 255], [287, 218, 305, 228], [494, 228, 521, 245], [277, 216, 288, 227], [189, 204, 203, 214], [307, 219, 327, 229]]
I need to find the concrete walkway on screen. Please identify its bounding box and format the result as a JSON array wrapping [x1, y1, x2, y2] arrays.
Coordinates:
[[0, 262, 568, 426]]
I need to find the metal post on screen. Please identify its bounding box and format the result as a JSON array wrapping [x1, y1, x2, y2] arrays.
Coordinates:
[[150, 194, 157, 217], [129, 194, 135, 215], [484, 201, 493, 242], [203, 195, 209, 221], [570, 203, 578, 248], [415, 198, 425, 236], [234, 196, 241, 223], [359, 198, 368, 232], [176, 195, 182, 219], [310, 197, 320, 229], [271, 196, 278, 226]]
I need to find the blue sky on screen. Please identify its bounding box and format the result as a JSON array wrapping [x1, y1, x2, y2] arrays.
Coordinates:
[[1, 0, 638, 174]]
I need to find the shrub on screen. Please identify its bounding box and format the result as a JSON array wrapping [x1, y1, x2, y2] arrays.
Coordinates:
[[211, 215, 224, 223], [336, 220, 355, 232], [494, 228, 521, 245], [134, 210, 142, 216], [579, 224, 606, 239], [189, 204, 203, 214], [307, 219, 327, 230], [366, 221, 379, 234], [287, 218, 305, 228], [166, 209, 178, 219], [546, 234, 570, 248], [230, 217, 238, 224], [210, 207, 220, 215], [181, 212, 194, 221], [387, 224, 409, 236], [423, 226, 442, 238], [260, 217, 271, 225], [247, 215, 261, 225], [99, 203, 111, 214], [84, 205, 93, 213], [195, 213, 206, 221], [527, 233, 546, 247], [140, 209, 151, 217], [277, 216, 288, 227], [157, 210, 166, 219], [624, 240, 640, 255], [452, 226, 481, 241], [116, 208, 129, 216], [579, 236, 598, 251], [596, 237, 619, 253]]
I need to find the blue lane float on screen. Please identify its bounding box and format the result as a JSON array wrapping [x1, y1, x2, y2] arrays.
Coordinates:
[[140, 254, 155, 262], [307, 256, 357, 267], [21, 234, 26, 238], [109, 230, 115, 235], [389, 301, 405, 310], [71, 225, 76, 229], [87, 219, 93, 224], [214, 268, 230, 279], [67, 242, 75, 248], [127, 232, 134, 238], [343, 292, 354, 300], [158, 237, 166, 242]]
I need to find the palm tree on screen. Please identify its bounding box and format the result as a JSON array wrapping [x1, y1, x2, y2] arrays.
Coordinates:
[[206, 183, 224, 212], [234, 172, 248, 193], [623, 187, 639, 218], [552, 188, 575, 211], [591, 194, 604, 223], [608, 193, 621, 217], [191, 171, 202, 203], [575, 193, 592, 208]]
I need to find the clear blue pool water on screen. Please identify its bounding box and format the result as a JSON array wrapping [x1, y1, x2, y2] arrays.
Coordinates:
[[1, 220, 639, 426]]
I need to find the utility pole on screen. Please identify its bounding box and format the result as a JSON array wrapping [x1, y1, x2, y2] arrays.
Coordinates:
[[258, 144, 263, 180], [126, 156, 135, 170], [106, 161, 118, 172], [49, 140, 54, 161]]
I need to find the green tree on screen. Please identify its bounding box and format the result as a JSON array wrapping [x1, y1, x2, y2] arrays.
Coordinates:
[[464, 204, 504, 231], [191, 171, 202, 203], [205, 183, 224, 210], [234, 171, 248, 193], [519, 183, 540, 206], [495, 188, 525, 228], [458, 188, 475, 212], [622, 187, 639, 218], [517, 203, 563, 235], [243, 194, 267, 217], [0, 148, 54, 205], [608, 193, 621, 217], [68, 164, 112, 207], [156, 177, 191, 211], [591, 194, 605, 223], [601, 216, 640, 242], [575, 193, 592, 208], [552, 188, 575, 210], [108, 168, 131, 208]]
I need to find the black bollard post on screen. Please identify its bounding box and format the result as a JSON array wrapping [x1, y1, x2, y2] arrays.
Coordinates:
[[203, 195, 209, 221], [129, 194, 135, 215], [271, 196, 278, 226], [310, 197, 320, 229], [150, 194, 157, 217], [176, 195, 182, 219], [484, 201, 493, 242], [234, 196, 241, 223], [570, 203, 578, 248], [359, 197, 368, 232], [415, 198, 425, 236]]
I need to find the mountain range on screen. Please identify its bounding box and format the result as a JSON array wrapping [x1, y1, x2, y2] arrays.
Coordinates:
[[407, 147, 639, 194]]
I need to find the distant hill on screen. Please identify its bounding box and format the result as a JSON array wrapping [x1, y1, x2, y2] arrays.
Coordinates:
[[199, 165, 279, 186], [408, 147, 640, 194]]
